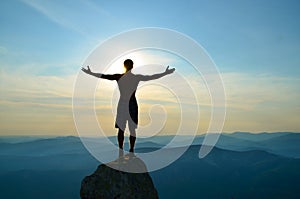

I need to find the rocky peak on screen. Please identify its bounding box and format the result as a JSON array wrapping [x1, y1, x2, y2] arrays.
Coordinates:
[[80, 154, 159, 199]]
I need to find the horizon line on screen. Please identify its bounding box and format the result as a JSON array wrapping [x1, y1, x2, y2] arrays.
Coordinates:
[[0, 131, 299, 138]]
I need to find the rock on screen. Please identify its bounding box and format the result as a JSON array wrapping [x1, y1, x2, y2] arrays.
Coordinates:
[[80, 154, 159, 199]]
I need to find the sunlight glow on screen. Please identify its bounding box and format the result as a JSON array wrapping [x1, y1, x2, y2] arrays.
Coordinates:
[[105, 51, 147, 74]]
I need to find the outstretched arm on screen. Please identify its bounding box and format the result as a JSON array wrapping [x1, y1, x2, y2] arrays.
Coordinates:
[[81, 66, 120, 80], [140, 66, 175, 81]]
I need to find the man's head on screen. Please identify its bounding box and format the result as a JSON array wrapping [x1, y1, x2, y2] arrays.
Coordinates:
[[124, 59, 133, 71]]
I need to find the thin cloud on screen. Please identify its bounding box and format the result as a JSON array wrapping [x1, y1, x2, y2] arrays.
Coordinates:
[[223, 72, 300, 110], [21, 0, 109, 40]]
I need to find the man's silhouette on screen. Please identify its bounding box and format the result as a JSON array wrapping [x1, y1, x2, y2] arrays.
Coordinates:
[[82, 59, 175, 153]]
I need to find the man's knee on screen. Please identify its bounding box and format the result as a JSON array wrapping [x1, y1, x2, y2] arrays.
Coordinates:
[[129, 129, 136, 137]]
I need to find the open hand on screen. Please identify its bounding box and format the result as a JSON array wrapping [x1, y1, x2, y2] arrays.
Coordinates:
[[165, 66, 175, 75], [81, 66, 92, 74]]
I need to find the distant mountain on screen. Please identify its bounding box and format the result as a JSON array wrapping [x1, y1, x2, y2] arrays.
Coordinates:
[[0, 136, 86, 156], [260, 133, 300, 158], [0, 169, 89, 199], [225, 132, 294, 141], [216, 134, 262, 151], [136, 141, 163, 149], [1, 132, 299, 158], [151, 145, 300, 199], [0, 135, 300, 199], [214, 133, 300, 158], [0, 136, 52, 144]]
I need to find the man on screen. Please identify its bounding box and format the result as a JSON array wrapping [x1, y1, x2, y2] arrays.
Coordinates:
[[82, 59, 175, 153]]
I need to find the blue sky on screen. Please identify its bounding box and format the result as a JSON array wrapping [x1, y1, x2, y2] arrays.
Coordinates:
[[0, 0, 299, 135]]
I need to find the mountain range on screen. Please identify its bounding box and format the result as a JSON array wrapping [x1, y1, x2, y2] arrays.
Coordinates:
[[0, 132, 299, 199]]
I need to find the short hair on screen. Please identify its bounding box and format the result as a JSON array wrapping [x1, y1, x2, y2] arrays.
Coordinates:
[[124, 59, 133, 70]]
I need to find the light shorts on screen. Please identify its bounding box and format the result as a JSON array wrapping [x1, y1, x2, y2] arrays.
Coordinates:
[[115, 99, 138, 132]]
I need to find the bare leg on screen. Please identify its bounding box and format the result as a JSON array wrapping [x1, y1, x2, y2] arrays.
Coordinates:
[[117, 128, 124, 149], [129, 129, 136, 153]]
